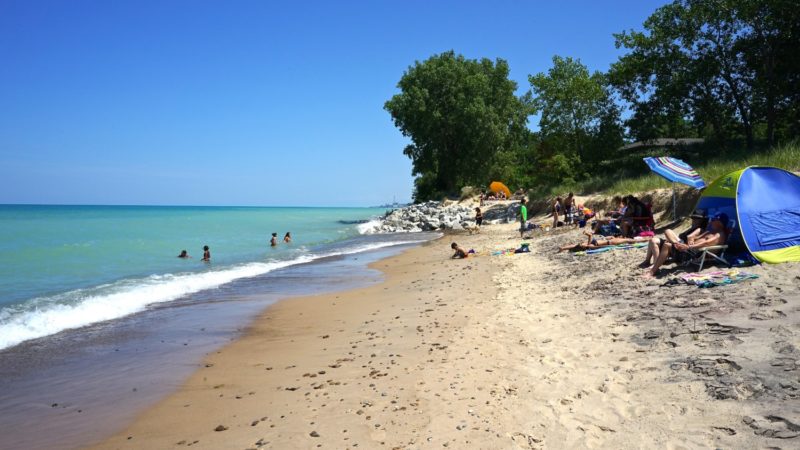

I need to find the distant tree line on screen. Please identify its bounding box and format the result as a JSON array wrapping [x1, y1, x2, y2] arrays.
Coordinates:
[[385, 0, 800, 202]]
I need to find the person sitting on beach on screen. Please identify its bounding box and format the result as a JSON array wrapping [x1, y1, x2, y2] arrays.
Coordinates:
[[591, 196, 625, 234], [284, 232, 292, 243], [178, 250, 190, 258], [475, 207, 483, 227], [451, 242, 469, 259], [640, 209, 708, 267], [270, 233, 278, 247], [645, 213, 728, 277], [201, 245, 211, 262], [620, 195, 648, 237]]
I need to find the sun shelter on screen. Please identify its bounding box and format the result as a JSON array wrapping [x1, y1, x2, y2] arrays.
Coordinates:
[[695, 166, 800, 264], [489, 181, 511, 199], [643, 156, 706, 219]]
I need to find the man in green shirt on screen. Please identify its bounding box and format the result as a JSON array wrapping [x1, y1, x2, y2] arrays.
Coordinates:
[[519, 198, 528, 237]]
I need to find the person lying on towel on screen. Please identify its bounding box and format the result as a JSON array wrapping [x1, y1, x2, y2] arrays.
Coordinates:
[[556, 230, 648, 253]]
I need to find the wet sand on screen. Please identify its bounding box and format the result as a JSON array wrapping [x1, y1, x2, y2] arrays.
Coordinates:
[[93, 222, 800, 449]]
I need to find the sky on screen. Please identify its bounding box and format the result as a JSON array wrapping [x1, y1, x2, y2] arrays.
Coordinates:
[[0, 0, 668, 207]]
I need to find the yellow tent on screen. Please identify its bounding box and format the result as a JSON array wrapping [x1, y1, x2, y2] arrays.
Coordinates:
[[489, 181, 511, 199]]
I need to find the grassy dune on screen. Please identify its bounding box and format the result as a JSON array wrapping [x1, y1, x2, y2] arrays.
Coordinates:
[[541, 141, 800, 197]]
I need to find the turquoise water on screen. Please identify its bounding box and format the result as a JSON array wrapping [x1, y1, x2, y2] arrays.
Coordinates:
[[0, 205, 398, 350]]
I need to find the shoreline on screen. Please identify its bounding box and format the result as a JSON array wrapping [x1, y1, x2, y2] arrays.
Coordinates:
[[0, 237, 431, 450], [91, 235, 497, 449], [91, 221, 800, 448]]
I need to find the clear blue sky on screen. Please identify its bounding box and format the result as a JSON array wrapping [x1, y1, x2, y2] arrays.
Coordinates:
[[0, 0, 667, 206]]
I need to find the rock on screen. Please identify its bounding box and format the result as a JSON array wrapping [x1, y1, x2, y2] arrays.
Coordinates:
[[361, 200, 518, 234], [309, 431, 320, 437], [214, 425, 228, 432]]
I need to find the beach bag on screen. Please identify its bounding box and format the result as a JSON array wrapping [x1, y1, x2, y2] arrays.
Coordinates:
[[514, 243, 530, 254]]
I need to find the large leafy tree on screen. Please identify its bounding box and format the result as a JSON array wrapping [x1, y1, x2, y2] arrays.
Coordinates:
[[527, 56, 622, 183], [384, 51, 530, 201], [610, 0, 800, 148]]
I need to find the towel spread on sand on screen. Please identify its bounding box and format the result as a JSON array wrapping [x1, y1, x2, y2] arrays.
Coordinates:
[[575, 242, 648, 256], [491, 243, 531, 256], [679, 270, 759, 288]]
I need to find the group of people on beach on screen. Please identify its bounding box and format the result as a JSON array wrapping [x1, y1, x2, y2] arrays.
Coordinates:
[[452, 190, 729, 277], [479, 191, 506, 204], [177, 232, 292, 262], [556, 195, 729, 276], [550, 192, 597, 229]]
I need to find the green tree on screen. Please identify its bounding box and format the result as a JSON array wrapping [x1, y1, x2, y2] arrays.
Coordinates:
[[527, 56, 622, 182], [610, 0, 800, 149], [384, 51, 530, 201]]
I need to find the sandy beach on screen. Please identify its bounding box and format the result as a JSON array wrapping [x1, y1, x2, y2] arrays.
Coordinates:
[[92, 220, 800, 449]]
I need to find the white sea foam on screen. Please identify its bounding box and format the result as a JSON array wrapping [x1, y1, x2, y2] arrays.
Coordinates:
[[0, 239, 428, 351], [311, 239, 424, 259], [357, 219, 384, 235]]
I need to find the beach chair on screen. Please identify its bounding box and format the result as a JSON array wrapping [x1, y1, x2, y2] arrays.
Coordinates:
[[687, 245, 730, 271], [686, 220, 736, 271]]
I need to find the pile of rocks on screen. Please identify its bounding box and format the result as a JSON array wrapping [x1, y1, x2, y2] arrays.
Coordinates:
[[362, 200, 521, 233]]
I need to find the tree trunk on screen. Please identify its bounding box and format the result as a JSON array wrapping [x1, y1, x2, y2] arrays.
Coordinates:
[[720, 71, 755, 150]]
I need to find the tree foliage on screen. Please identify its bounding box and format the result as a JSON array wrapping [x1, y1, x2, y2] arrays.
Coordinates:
[[527, 56, 623, 184], [384, 51, 530, 201], [386, 1, 799, 201], [609, 0, 800, 148]]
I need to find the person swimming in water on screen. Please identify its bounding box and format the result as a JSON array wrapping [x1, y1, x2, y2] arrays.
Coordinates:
[[201, 245, 210, 262], [178, 250, 190, 258], [270, 233, 278, 247], [284, 232, 291, 243]]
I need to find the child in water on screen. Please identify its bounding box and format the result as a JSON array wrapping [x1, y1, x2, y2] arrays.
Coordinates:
[[201, 245, 210, 261], [284, 232, 292, 243], [270, 233, 278, 246], [178, 250, 190, 258]]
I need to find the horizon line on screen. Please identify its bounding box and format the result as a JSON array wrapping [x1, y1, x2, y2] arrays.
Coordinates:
[[0, 202, 403, 209]]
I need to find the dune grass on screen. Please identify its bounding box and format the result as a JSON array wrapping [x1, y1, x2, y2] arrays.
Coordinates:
[[540, 140, 800, 197]]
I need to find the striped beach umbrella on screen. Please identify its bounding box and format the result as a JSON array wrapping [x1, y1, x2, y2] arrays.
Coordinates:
[[643, 157, 706, 219], [643, 157, 706, 189]]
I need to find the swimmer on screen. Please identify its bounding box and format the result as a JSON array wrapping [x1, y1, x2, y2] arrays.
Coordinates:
[[284, 232, 292, 243], [178, 250, 190, 258], [201, 245, 210, 262], [270, 233, 278, 247]]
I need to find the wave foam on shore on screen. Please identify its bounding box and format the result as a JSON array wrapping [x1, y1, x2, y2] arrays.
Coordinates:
[[0, 239, 427, 351]]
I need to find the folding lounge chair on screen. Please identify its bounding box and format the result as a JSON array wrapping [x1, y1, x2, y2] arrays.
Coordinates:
[[688, 245, 731, 272]]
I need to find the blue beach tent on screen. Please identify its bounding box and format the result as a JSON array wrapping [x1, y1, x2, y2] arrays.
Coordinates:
[[695, 166, 800, 264]]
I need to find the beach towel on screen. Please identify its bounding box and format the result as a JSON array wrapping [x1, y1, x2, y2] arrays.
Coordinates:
[[678, 270, 759, 288], [491, 242, 531, 256]]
